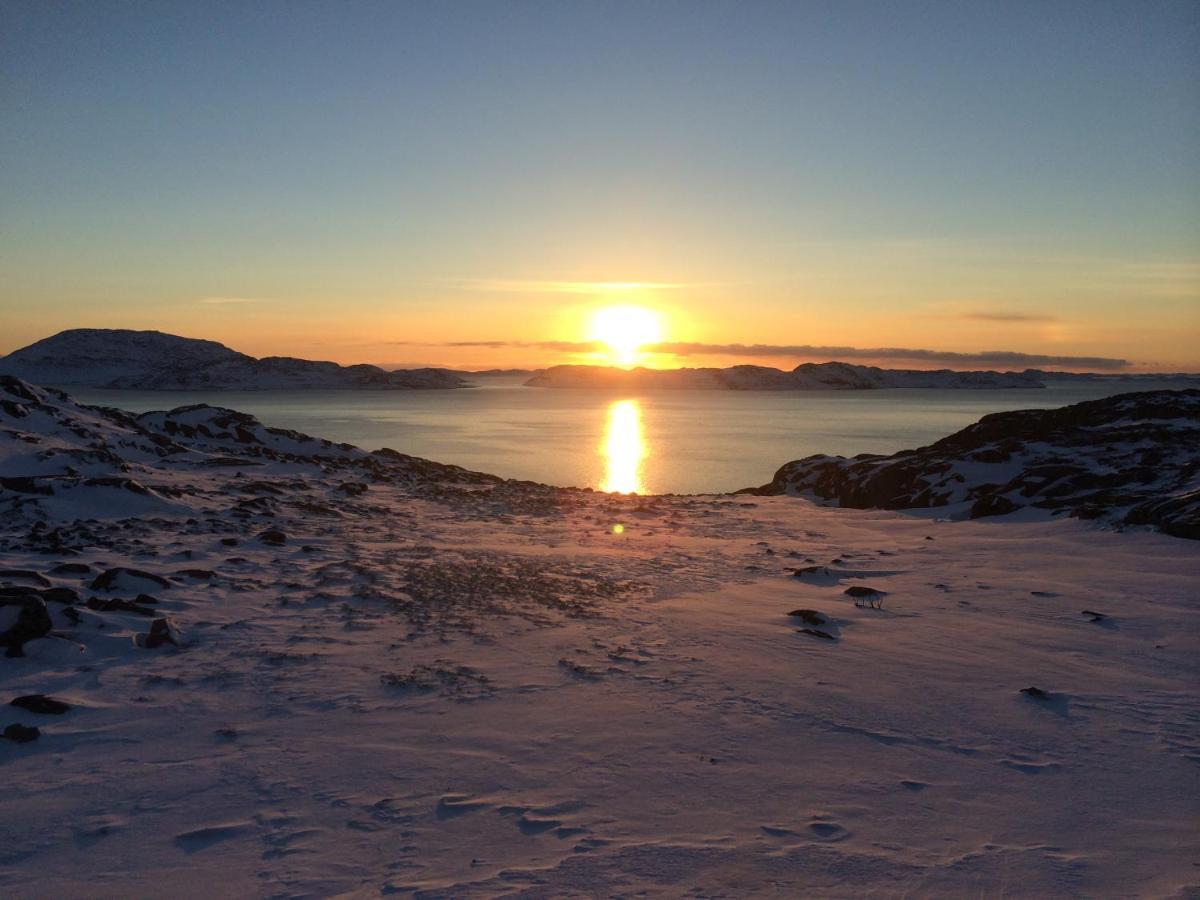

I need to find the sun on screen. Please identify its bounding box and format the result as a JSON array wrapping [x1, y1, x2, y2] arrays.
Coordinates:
[[588, 305, 664, 367]]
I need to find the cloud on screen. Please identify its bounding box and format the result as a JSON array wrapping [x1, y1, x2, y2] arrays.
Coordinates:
[[453, 279, 691, 294], [953, 311, 1058, 322], [197, 297, 267, 305], [444, 340, 601, 351], [645, 342, 1129, 370], [390, 339, 1130, 370]]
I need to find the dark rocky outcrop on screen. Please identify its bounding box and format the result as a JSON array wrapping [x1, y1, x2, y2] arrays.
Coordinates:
[[2, 723, 40, 743], [0, 593, 53, 656], [749, 390, 1200, 539], [10, 695, 71, 715]]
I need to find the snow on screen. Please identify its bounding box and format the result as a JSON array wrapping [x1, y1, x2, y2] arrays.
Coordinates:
[[0, 329, 467, 391], [1, 377, 1198, 897]]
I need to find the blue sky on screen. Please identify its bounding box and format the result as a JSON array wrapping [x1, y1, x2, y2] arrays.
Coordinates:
[[2, 1, 1197, 369]]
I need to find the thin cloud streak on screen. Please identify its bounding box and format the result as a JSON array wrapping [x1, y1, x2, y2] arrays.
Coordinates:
[[453, 279, 692, 294], [197, 297, 267, 305], [953, 312, 1058, 323], [432, 339, 1129, 369]]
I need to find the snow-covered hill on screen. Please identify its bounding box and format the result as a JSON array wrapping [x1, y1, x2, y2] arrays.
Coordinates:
[[526, 362, 1045, 389], [0, 329, 467, 390], [752, 389, 1200, 539]]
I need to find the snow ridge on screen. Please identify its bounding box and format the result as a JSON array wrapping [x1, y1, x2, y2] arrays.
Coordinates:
[[752, 389, 1200, 538]]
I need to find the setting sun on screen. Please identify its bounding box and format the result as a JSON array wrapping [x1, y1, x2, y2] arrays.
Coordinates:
[[588, 305, 665, 367]]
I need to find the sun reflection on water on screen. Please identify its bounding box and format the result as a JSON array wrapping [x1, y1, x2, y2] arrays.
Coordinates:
[[600, 399, 646, 494]]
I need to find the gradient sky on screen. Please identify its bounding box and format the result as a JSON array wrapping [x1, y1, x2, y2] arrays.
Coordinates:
[[2, 1, 1198, 370]]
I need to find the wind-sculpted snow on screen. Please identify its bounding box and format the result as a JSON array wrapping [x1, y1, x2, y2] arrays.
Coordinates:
[[527, 361, 1045, 390], [1, 376, 1198, 897], [753, 389, 1200, 539], [0, 328, 467, 390]]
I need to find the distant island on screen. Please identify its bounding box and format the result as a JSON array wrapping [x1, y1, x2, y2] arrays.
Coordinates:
[[526, 362, 1046, 390], [0, 329, 468, 391]]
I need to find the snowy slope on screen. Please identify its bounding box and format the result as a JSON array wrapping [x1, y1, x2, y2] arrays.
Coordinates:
[[1, 378, 1197, 898], [0, 329, 468, 390], [527, 362, 1045, 390], [754, 389, 1200, 539]]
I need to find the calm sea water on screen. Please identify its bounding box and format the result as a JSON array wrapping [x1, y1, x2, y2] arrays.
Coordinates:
[[67, 377, 1185, 495]]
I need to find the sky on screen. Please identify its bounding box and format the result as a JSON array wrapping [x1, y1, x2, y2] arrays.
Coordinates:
[[2, 0, 1198, 371]]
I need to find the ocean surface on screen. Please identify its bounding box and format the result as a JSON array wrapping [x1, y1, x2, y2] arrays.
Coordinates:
[[67, 377, 1187, 495]]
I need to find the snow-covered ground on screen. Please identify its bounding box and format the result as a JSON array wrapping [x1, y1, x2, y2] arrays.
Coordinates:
[[1, 378, 1198, 898]]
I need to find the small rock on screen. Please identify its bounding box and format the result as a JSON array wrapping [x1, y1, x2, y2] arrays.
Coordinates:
[[969, 494, 1021, 519], [90, 568, 171, 592], [1081, 609, 1108, 623], [49, 563, 92, 575], [10, 694, 71, 715], [220, 538, 239, 547], [2, 723, 40, 743], [790, 565, 829, 578], [1020, 686, 1049, 699], [0, 595, 53, 657], [787, 609, 827, 626], [137, 617, 182, 649], [0, 569, 52, 587], [257, 529, 287, 546], [844, 586, 886, 598]]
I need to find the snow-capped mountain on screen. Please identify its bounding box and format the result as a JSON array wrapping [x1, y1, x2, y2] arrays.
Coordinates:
[[750, 389, 1200, 538], [525, 362, 1045, 390], [0, 329, 467, 390]]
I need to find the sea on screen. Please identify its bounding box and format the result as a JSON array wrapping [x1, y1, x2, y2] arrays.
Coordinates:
[[66, 377, 1188, 495]]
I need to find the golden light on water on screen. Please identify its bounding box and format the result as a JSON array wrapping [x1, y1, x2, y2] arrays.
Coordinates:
[[600, 399, 646, 493], [588, 305, 664, 367]]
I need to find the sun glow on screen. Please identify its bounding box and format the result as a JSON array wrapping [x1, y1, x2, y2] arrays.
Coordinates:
[[600, 399, 646, 494], [588, 305, 664, 367]]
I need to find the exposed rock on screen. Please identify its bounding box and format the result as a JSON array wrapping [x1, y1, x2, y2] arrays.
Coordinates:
[[2, 723, 40, 743], [137, 617, 182, 649], [787, 609, 827, 625], [969, 494, 1022, 519], [10, 695, 71, 715], [0, 569, 52, 587], [90, 568, 172, 592], [751, 390, 1200, 539], [86, 596, 157, 616], [49, 563, 92, 575], [0, 595, 53, 656]]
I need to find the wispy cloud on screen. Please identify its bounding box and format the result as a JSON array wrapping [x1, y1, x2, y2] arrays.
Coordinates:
[[197, 297, 267, 305], [402, 338, 1130, 370], [453, 279, 691, 294], [952, 311, 1058, 323], [445, 339, 600, 351]]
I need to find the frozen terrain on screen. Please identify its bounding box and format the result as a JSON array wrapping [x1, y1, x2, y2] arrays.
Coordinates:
[[1, 377, 1198, 898], [526, 362, 1045, 390], [0, 330, 467, 391], [755, 390, 1200, 540]]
